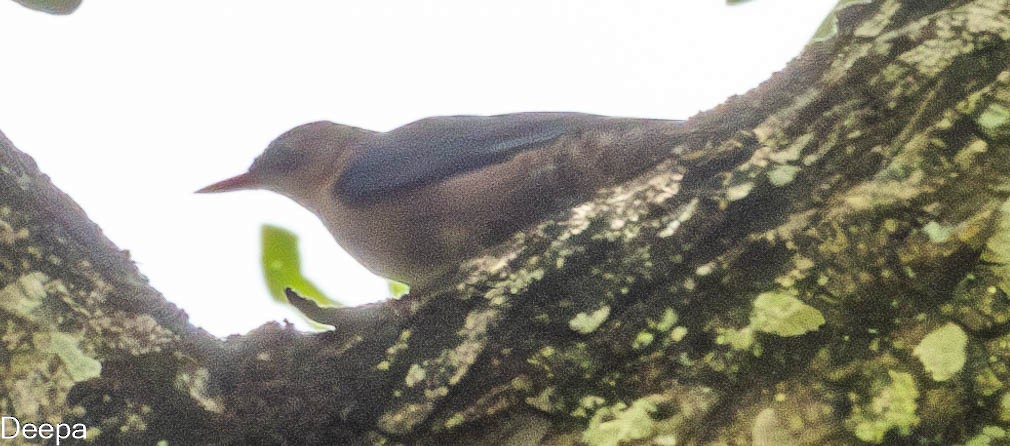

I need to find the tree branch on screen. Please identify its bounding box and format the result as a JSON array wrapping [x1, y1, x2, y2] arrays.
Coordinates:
[[2, 1, 1009, 444]]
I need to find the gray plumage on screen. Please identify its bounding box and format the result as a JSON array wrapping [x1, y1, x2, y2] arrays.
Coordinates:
[[198, 112, 686, 287], [338, 113, 581, 204]]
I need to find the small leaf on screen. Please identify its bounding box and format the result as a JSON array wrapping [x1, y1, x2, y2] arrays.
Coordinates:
[[261, 224, 340, 309], [388, 280, 410, 298]]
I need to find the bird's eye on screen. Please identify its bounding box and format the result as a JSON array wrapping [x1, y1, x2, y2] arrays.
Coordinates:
[[253, 146, 307, 174]]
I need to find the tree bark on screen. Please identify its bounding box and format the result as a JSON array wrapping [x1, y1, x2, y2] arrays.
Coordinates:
[[3, 1, 1010, 444]]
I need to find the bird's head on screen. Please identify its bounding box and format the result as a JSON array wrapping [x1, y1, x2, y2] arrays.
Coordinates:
[[197, 121, 371, 204]]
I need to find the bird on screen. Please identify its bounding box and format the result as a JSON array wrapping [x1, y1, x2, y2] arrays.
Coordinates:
[[197, 112, 686, 288]]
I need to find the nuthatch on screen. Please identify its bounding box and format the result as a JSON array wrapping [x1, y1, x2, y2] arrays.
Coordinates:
[[198, 113, 684, 288]]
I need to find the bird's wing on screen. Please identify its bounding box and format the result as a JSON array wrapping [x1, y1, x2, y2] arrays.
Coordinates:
[[336, 112, 598, 204]]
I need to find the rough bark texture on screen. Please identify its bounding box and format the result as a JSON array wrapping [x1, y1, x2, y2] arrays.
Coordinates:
[[3, 1, 1010, 445]]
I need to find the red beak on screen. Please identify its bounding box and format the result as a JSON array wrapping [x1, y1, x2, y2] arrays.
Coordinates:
[[196, 172, 260, 193]]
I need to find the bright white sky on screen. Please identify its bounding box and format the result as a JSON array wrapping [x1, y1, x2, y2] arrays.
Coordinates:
[[1, 0, 837, 337]]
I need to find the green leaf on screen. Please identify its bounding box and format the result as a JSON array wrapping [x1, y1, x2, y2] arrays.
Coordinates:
[[261, 224, 340, 309], [388, 280, 410, 298]]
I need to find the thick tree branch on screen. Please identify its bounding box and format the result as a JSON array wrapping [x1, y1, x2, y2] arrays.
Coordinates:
[[2, 1, 1010, 445]]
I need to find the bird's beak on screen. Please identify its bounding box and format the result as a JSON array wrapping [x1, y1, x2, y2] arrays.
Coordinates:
[[195, 172, 260, 193]]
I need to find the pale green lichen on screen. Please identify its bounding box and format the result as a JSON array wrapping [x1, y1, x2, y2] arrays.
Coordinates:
[[695, 263, 715, 276], [954, 138, 988, 169], [977, 103, 1010, 138], [913, 323, 967, 382], [532, 346, 555, 361], [405, 364, 427, 388], [443, 413, 466, 429], [378, 402, 431, 434], [768, 165, 800, 187], [526, 387, 558, 413], [102, 313, 178, 355], [43, 332, 101, 382], [657, 219, 681, 239], [527, 346, 556, 372], [569, 306, 611, 335], [632, 332, 655, 350], [572, 395, 607, 418], [446, 340, 483, 386], [652, 308, 678, 332], [423, 385, 448, 400], [653, 434, 678, 446], [174, 368, 223, 414], [1001, 392, 1010, 422], [511, 375, 533, 392], [965, 426, 1007, 446], [581, 395, 606, 409], [772, 133, 814, 163], [849, 370, 920, 444], [751, 408, 801, 446], [726, 182, 754, 202], [507, 268, 545, 294], [974, 367, 1002, 397], [983, 197, 1010, 299], [0, 218, 30, 246], [750, 291, 825, 337], [582, 399, 657, 446], [717, 326, 756, 351], [1, 272, 48, 321], [922, 221, 954, 243], [120, 403, 152, 433], [670, 327, 688, 342], [657, 198, 698, 238], [853, 0, 899, 38], [463, 308, 498, 332]]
